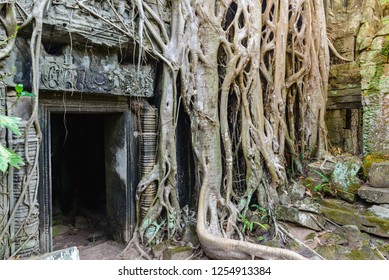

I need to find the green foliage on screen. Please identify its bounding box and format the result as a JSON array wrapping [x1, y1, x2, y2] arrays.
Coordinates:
[[239, 204, 268, 236], [0, 113, 24, 171], [239, 214, 267, 235], [15, 83, 35, 98], [0, 144, 24, 172], [313, 170, 330, 192], [0, 115, 21, 135], [0, 84, 33, 172]]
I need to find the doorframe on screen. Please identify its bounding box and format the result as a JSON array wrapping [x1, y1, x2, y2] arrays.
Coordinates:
[[38, 92, 137, 253]]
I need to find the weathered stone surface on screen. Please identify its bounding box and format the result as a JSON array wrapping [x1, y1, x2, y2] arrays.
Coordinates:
[[163, 246, 193, 260], [330, 156, 362, 202], [307, 161, 335, 178], [358, 185, 389, 203], [5, 39, 156, 98], [314, 225, 383, 260], [319, 199, 389, 237], [368, 205, 389, 219], [332, 156, 362, 188], [359, 19, 389, 154], [368, 161, 389, 188], [290, 181, 306, 203], [294, 198, 321, 214], [34, 246, 79, 260], [275, 205, 325, 231]]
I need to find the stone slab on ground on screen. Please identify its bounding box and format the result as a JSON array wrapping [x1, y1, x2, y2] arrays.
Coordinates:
[[368, 162, 389, 188], [33, 247, 79, 260], [319, 199, 389, 237], [275, 205, 325, 231], [358, 185, 389, 204]]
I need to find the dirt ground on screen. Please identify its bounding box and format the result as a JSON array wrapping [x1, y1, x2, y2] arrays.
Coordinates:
[[52, 209, 125, 260]]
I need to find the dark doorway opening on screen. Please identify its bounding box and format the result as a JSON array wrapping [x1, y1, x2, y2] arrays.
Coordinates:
[[50, 113, 109, 251]]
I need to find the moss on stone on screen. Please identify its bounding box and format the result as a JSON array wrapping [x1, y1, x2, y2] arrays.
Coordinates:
[[362, 153, 389, 177], [319, 199, 389, 237]]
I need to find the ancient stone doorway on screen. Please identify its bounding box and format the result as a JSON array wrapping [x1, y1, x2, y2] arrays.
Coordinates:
[[50, 113, 108, 251], [38, 93, 138, 254]]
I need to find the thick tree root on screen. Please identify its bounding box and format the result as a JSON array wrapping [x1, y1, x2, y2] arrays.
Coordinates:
[[196, 184, 307, 260]]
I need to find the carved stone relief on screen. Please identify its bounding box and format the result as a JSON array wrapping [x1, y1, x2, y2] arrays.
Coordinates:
[[6, 40, 155, 97], [40, 45, 155, 96]]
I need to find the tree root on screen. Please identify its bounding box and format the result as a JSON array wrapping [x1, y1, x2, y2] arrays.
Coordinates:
[[196, 183, 307, 260], [117, 230, 151, 260]]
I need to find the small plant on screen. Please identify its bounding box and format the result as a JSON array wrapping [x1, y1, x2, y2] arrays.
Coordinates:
[[313, 170, 330, 192], [239, 213, 267, 235], [239, 204, 268, 236]]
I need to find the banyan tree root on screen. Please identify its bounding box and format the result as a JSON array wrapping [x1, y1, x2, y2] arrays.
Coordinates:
[[76, 0, 329, 260]]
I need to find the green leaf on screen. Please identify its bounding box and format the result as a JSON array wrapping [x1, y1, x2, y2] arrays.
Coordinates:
[[251, 204, 266, 212], [242, 223, 247, 233], [20, 91, 36, 97], [0, 143, 24, 172], [0, 115, 22, 135], [314, 184, 324, 192], [253, 222, 268, 230], [15, 84, 24, 94], [313, 170, 330, 183]]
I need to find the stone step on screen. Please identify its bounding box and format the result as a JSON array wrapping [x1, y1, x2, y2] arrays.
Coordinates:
[[358, 185, 389, 204]]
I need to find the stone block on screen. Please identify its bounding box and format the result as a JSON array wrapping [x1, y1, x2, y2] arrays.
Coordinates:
[[34, 246, 79, 260], [358, 185, 389, 203], [368, 205, 389, 219], [368, 162, 389, 188], [319, 199, 389, 237], [314, 225, 382, 260], [275, 205, 325, 231], [290, 181, 306, 203]]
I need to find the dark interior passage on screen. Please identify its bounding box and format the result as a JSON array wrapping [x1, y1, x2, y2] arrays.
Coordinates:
[[51, 113, 106, 217], [51, 113, 109, 250]]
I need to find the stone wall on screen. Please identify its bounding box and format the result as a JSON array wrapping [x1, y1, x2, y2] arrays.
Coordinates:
[[359, 0, 389, 155], [326, 0, 389, 156]]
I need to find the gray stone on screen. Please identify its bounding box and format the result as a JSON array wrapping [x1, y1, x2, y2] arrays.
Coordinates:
[[368, 162, 389, 188], [331, 156, 362, 191], [275, 205, 325, 231], [319, 199, 389, 238], [279, 191, 291, 205], [294, 198, 320, 214], [358, 185, 389, 204], [307, 161, 335, 178], [368, 205, 389, 219], [314, 225, 382, 260], [34, 246, 79, 260], [290, 182, 306, 203]]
